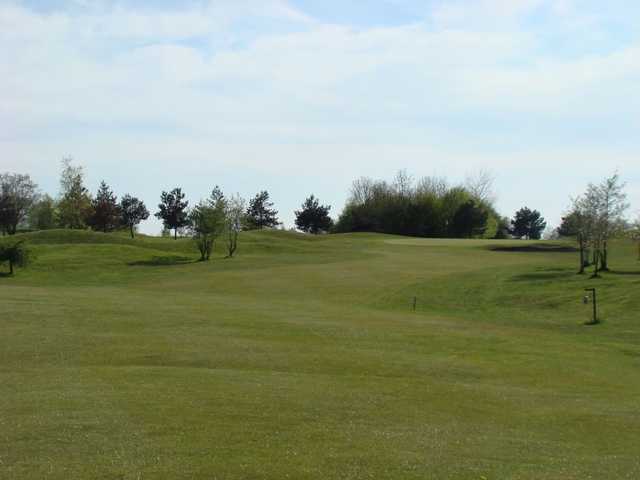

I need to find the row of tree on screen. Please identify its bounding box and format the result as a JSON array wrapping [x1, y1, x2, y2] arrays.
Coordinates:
[[557, 173, 631, 276], [2, 163, 551, 242]]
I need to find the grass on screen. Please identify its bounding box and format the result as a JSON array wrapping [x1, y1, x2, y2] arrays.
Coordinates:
[[1, 229, 639, 479]]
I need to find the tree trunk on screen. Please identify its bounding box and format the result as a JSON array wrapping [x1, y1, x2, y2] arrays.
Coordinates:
[[591, 250, 600, 278], [174, 228, 178, 240], [130, 225, 135, 239], [9, 259, 13, 275], [578, 234, 585, 274], [600, 240, 609, 271]]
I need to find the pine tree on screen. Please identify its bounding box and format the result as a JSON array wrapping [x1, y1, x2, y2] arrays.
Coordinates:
[[245, 191, 279, 229], [87, 181, 120, 233], [294, 195, 333, 234], [510, 207, 546, 240]]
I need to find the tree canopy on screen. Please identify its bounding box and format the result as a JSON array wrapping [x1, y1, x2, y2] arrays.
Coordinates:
[[87, 181, 120, 233], [56, 158, 92, 229], [510, 207, 546, 240], [295, 195, 333, 234], [120, 195, 149, 238], [189, 187, 227, 261], [335, 172, 500, 238], [245, 191, 279, 229], [0, 173, 38, 235], [0, 239, 30, 275], [156, 188, 189, 239]]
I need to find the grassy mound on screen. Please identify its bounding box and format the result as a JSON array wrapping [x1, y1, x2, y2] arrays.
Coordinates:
[[1, 231, 639, 478]]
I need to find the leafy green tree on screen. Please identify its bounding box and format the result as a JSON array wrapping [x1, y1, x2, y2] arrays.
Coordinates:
[[224, 194, 245, 258], [189, 187, 226, 261], [246, 190, 279, 229], [295, 195, 333, 234], [0, 239, 31, 275], [120, 195, 149, 238], [28, 195, 56, 231], [493, 216, 511, 239], [156, 188, 189, 239], [510, 207, 546, 240], [561, 203, 591, 274], [450, 200, 488, 238], [335, 172, 501, 239], [56, 158, 92, 229], [0, 173, 39, 235], [87, 181, 120, 233]]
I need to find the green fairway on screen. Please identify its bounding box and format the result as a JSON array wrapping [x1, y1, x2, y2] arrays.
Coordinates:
[[1, 230, 639, 479]]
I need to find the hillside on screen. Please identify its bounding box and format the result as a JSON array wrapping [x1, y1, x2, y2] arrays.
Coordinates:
[[1, 230, 639, 479]]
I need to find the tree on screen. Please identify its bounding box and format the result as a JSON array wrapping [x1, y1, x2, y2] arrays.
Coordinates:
[[245, 190, 279, 229], [224, 194, 245, 258], [156, 188, 189, 239], [87, 181, 120, 233], [0, 239, 30, 275], [28, 195, 56, 231], [0, 173, 39, 235], [189, 187, 226, 261], [510, 207, 547, 240], [561, 202, 591, 274], [56, 158, 92, 229], [595, 173, 628, 271], [631, 218, 640, 262], [464, 169, 496, 205], [335, 172, 502, 239], [295, 195, 333, 234], [450, 200, 488, 238], [120, 195, 149, 238]]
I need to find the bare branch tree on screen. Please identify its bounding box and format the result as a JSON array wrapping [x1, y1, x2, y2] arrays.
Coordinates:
[[464, 169, 496, 205]]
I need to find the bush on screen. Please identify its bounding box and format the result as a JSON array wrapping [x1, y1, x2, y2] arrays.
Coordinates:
[[0, 239, 31, 275]]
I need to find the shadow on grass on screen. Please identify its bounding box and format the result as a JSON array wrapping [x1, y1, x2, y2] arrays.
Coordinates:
[[0, 272, 13, 278], [490, 245, 577, 253], [128, 255, 197, 267], [510, 270, 576, 282], [607, 270, 640, 276]]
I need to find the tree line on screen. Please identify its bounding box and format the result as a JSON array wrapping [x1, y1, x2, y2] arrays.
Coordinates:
[[0, 159, 333, 269], [2, 159, 637, 272]]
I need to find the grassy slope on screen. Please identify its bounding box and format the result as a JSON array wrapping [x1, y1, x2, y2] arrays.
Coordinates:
[[1, 230, 639, 479]]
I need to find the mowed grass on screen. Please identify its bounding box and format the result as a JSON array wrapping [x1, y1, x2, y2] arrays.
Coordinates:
[[1, 230, 639, 479]]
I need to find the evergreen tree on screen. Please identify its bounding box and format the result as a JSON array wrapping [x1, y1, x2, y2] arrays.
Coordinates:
[[120, 195, 149, 238], [156, 188, 189, 239], [245, 190, 279, 229], [295, 195, 333, 234], [87, 181, 120, 233], [510, 207, 546, 240]]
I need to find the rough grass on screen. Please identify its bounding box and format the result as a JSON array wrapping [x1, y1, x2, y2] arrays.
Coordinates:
[[1, 230, 639, 479]]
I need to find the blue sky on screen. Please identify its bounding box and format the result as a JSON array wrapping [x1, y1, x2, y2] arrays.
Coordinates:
[[2, 0, 639, 233]]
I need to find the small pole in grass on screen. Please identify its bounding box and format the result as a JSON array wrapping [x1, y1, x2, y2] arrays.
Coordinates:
[[583, 288, 598, 325], [412, 296, 417, 312]]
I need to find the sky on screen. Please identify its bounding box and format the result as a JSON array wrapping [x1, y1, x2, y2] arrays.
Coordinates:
[[2, 0, 639, 234]]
